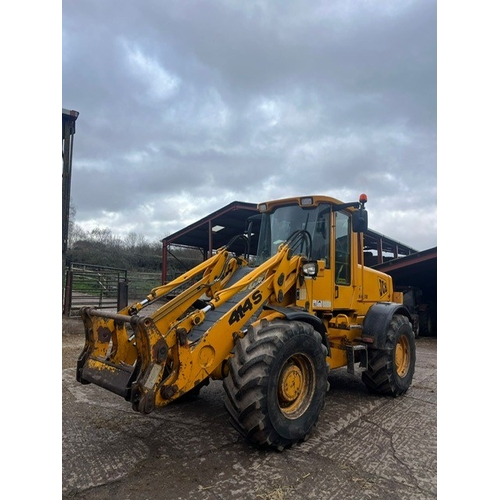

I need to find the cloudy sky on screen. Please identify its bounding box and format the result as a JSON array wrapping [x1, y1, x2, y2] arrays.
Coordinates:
[[62, 0, 437, 251]]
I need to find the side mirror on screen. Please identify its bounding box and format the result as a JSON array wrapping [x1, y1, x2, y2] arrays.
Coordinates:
[[245, 213, 262, 231], [352, 209, 368, 233], [245, 214, 262, 257]]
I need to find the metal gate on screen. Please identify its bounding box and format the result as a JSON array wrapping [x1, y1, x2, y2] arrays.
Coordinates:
[[63, 263, 128, 317]]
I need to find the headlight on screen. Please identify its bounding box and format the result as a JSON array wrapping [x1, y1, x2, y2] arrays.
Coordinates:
[[302, 261, 318, 277]]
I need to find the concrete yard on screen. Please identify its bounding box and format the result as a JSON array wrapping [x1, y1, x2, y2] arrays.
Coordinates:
[[62, 319, 437, 500]]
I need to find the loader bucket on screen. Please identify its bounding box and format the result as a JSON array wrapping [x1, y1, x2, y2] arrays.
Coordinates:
[[76, 307, 169, 413]]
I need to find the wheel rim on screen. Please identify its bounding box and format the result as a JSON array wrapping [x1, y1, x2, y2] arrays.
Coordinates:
[[394, 335, 411, 377], [277, 354, 315, 419]]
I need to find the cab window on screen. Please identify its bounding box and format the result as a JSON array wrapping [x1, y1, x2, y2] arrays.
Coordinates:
[[335, 211, 351, 285]]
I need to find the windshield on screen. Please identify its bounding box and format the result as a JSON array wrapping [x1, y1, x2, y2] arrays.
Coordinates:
[[255, 203, 331, 266]]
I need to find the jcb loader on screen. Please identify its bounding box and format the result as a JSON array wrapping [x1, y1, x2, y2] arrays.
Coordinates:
[[77, 194, 416, 451]]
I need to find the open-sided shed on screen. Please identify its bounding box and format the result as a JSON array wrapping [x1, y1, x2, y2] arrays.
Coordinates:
[[161, 200, 420, 283]]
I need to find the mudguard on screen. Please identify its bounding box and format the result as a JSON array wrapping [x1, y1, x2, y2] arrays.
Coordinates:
[[262, 304, 329, 349], [362, 302, 412, 349]]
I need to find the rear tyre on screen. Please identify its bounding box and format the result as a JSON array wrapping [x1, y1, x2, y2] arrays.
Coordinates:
[[361, 314, 415, 396], [223, 319, 329, 451], [412, 315, 420, 338], [419, 308, 433, 337]]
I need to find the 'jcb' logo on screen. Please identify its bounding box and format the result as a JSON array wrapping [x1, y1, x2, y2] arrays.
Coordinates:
[[378, 278, 388, 297], [228, 290, 263, 325]]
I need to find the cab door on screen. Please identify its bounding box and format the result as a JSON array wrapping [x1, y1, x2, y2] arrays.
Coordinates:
[[333, 211, 355, 310]]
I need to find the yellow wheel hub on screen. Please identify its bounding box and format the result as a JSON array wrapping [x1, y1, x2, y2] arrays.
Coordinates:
[[279, 365, 303, 402], [277, 354, 315, 419], [395, 335, 410, 377]]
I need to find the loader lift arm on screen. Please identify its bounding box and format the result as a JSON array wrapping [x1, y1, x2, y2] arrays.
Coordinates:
[[77, 231, 310, 414], [124, 233, 250, 316], [77, 238, 245, 401]]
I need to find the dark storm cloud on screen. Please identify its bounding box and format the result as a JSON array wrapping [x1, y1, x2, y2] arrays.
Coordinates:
[[63, 0, 436, 250]]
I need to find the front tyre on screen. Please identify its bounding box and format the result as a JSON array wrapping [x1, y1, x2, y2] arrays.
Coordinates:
[[361, 314, 415, 396], [223, 319, 329, 451]]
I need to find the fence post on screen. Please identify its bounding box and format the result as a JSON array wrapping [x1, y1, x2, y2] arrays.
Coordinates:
[[63, 268, 73, 316], [117, 280, 129, 312]]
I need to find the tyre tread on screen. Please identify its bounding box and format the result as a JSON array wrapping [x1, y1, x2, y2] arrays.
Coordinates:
[[223, 319, 328, 450]]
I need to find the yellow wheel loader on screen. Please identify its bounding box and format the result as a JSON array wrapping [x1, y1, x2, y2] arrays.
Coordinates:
[[76, 194, 416, 450]]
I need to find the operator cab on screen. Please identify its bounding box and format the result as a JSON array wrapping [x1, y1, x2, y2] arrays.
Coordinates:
[[254, 195, 368, 281]]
